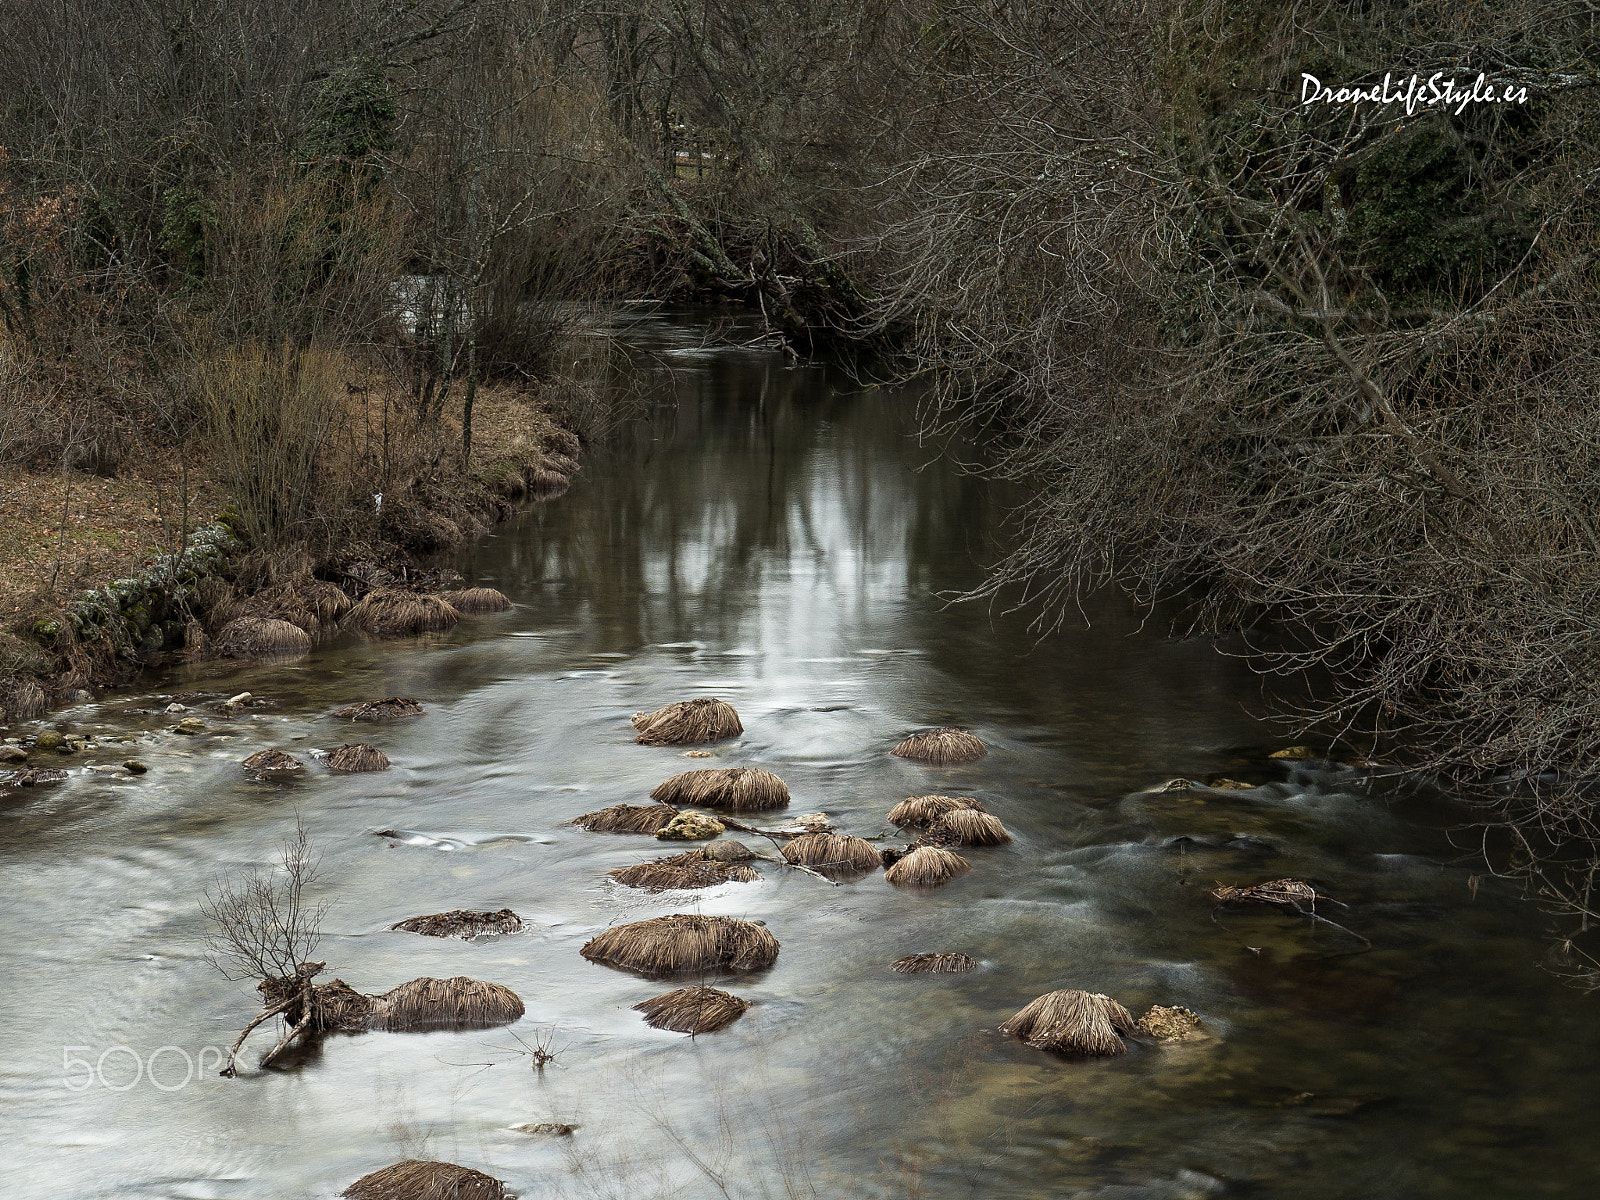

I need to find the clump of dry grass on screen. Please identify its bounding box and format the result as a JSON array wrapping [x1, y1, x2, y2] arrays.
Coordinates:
[[214, 617, 312, 657], [391, 909, 522, 938], [633, 985, 749, 1034], [884, 846, 972, 887], [529, 467, 570, 497], [650, 767, 790, 811], [342, 1159, 510, 1200], [333, 697, 425, 722], [926, 809, 1011, 846], [892, 728, 988, 764], [1000, 989, 1138, 1056], [887, 795, 987, 826], [303, 580, 355, 625], [345, 588, 460, 636], [891, 952, 978, 974], [368, 976, 525, 1030], [580, 914, 779, 975], [572, 803, 680, 834], [327, 742, 390, 772], [632, 698, 744, 745], [241, 748, 305, 775], [444, 587, 512, 613], [780, 832, 883, 875], [609, 850, 760, 891]]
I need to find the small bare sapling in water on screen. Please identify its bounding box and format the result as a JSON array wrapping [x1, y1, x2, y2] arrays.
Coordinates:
[[199, 817, 329, 1075]]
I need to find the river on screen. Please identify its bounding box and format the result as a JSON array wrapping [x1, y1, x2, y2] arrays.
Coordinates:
[[2, 310, 1596, 1199]]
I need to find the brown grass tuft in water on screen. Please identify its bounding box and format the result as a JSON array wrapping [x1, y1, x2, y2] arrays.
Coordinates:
[[529, 467, 570, 497], [780, 832, 883, 875], [367, 976, 525, 1031], [443, 587, 511, 613], [332, 697, 425, 722], [650, 767, 790, 811], [241, 748, 305, 775], [891, 952, 978, 974], [327, 742, 390, 772], [633, 985, 749, 1034], [391, 909, 523, 938], [886, 794, 987, 826], [926, 809, 1011, 846], [608, 850, 760, 891], [580, 914, 779, 975], [884, 845, 972, 887], [891, 728, 988, 764], [215, 617, 312, 657], [572, 803, 680, 834], [1000, 989, 1137, 1056], [632, 698, 744, 746], [344, 588, 460, 636], [342, 1159, 510, 1200]]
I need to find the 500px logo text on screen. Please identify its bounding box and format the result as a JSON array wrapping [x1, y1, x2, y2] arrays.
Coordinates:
[[62, 1045, 228, 1092]]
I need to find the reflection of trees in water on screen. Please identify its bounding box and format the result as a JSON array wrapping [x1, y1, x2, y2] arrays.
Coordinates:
[[459, 325, 1260, 765], [477, 346, 969, 651]]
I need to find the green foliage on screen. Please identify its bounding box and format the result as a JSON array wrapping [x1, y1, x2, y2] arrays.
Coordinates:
[[1346, 127, 1530, 295], [299, 62, 396, 164], [159, 186, 217, 277]]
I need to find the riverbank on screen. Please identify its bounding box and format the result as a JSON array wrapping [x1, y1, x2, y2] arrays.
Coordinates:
[[0, 379, 584, 727]]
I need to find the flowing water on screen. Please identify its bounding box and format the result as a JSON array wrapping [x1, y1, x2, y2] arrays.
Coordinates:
[[3, 310, 1597, 1199]]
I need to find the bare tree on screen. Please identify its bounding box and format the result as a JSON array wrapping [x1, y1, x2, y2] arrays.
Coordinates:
[[200, 816, 330, 1075]]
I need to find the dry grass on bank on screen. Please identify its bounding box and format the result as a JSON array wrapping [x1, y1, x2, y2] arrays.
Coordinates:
[[1, 360, 576, 667], [0, 466, 225, 619]]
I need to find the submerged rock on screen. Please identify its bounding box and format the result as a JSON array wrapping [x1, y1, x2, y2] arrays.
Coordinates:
[[0, 745, 27, 764], [123, 760, 149, 774], [1137, 1005, 1211, 1044], [513, 1122, 576, 1136], [173, 717, 208, 735]]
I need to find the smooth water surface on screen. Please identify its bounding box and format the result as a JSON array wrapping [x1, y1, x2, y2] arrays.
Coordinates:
[[3, 312, 1596, 1199]]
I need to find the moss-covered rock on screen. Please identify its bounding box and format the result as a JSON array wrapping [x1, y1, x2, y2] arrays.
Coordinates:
[[655, 811, 727, 841], [34, 730, 65, 752]]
